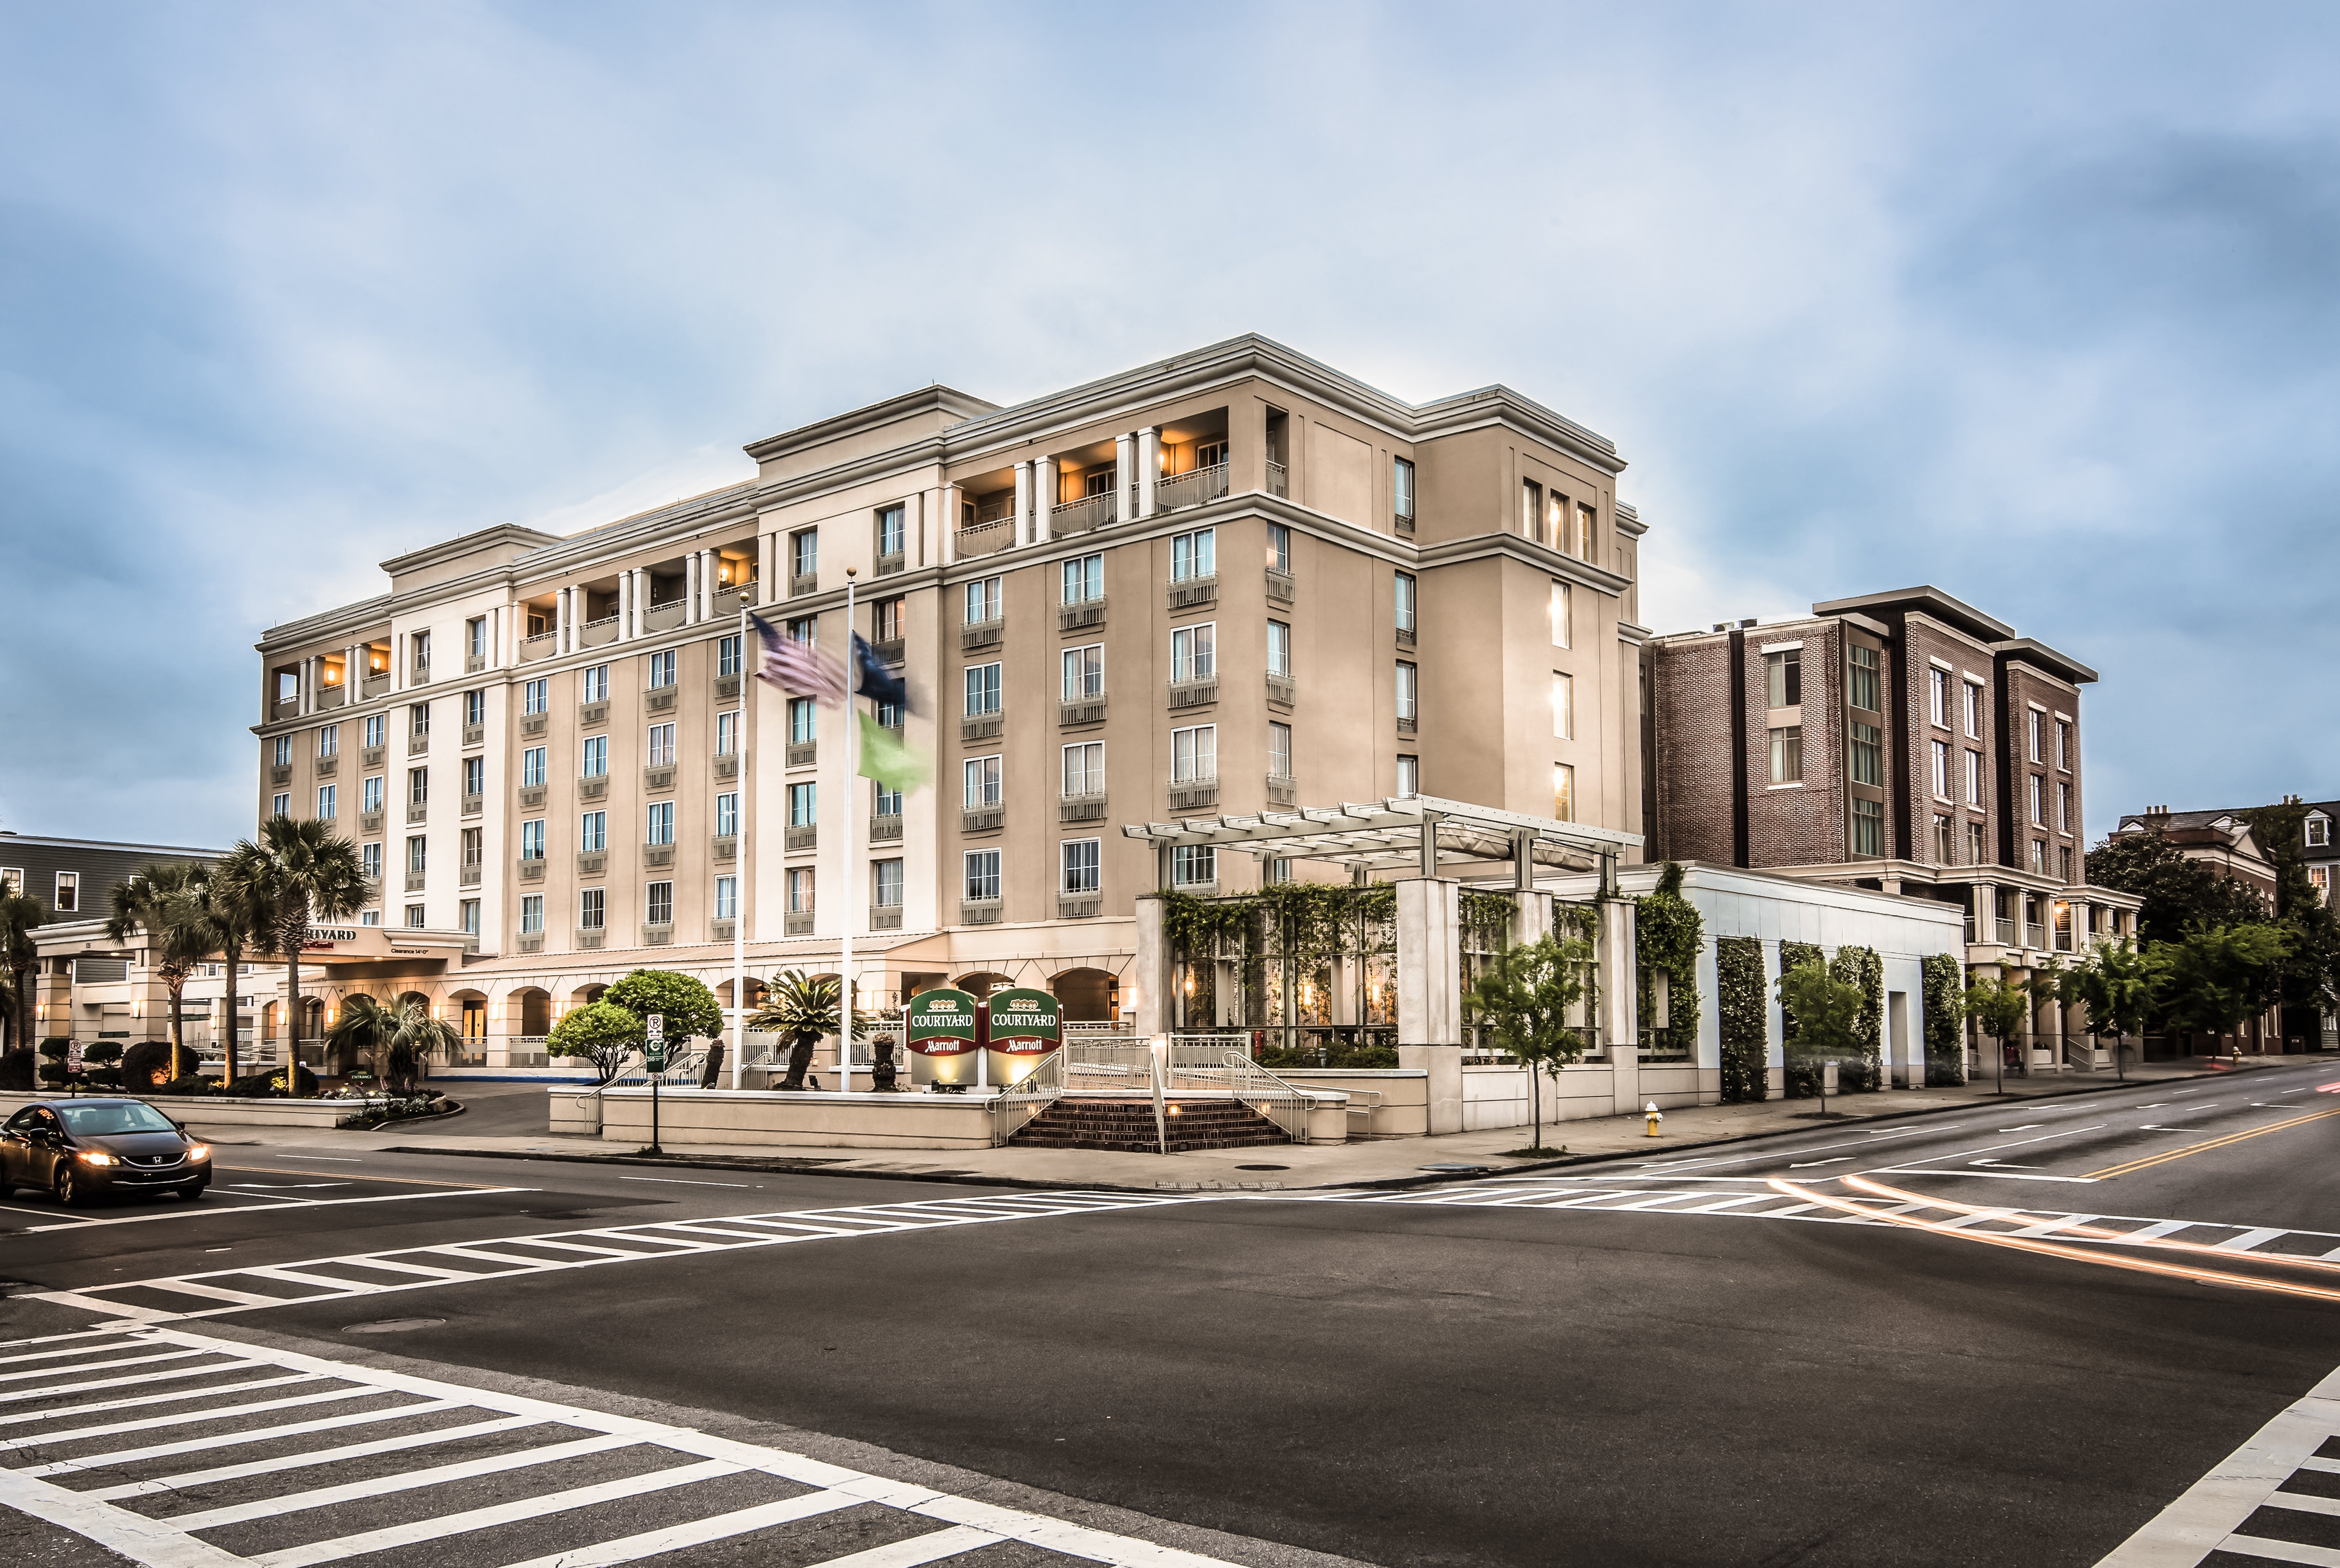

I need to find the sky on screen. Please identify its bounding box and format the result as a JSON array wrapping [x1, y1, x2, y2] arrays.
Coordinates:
[[3, 1, 2336, 850]]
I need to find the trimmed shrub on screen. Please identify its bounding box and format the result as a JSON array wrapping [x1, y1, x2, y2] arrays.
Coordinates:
[[1715, 937, 1768, 1102], [1260, 1041, 1400, 1070], [0, 1048, 32, 1091], [152, 1075, 212, 1096], [120, 1041, 179, 1091]]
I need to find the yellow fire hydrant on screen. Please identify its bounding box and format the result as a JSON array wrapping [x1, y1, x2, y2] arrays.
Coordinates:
[[1645, 1101, 1664, 1138]]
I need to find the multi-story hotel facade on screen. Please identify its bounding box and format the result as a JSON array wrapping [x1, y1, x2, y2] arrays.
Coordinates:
[[247, 336, 1649, 1063]]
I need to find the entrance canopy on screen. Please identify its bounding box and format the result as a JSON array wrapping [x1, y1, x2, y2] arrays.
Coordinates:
[[1122, 794, 1642, 881]]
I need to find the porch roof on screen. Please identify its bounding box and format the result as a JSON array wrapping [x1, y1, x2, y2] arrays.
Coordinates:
[[1120, 794, 1642, 878]]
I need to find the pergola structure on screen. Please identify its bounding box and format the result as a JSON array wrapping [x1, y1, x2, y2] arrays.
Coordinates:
[[1120, 794, 1643, 886]]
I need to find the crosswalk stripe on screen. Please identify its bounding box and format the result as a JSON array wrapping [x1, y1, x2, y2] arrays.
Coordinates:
[[2214, 1228, 2292, 1254], [0, 1372, 322, 1431], [0, 1383, 370, 1451], [0, 1462, 248, 1568], [488, 1494, 940, 1568], [0, 1349, 206, 1384], [0, 1357, 268, 1404], [13, 1398, 465, 1476], [2215, 1535, 2340, 1565], [162, 1431, 642, 1531], [789, 1524, 1003, 1568], [0, 1336, 154, 1367], [86, 1414, 547, 1501]]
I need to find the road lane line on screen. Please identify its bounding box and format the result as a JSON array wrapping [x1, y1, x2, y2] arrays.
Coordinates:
[[615, 1175, 752, 1188], [1870, 1124, 2106, 1174], [85, 1415, 544, 1501], [2084, 1105, 2340, 1179], [161, 1430, 640, 1530]]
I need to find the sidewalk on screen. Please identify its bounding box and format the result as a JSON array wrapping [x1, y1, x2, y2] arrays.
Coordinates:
[[305, 1055, 2309, 1194]]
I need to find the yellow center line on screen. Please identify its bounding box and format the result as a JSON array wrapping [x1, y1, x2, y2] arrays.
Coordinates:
[[2082, 1105, 2340, 1180], [212, 1163, 515, 1191]]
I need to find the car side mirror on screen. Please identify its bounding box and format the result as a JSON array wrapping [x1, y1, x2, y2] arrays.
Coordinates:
[[171, 1120, 187, 1132]]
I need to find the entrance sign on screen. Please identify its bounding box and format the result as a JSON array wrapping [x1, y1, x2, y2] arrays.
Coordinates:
[[906, 989, 980, 1086], [983, 988, 1060, 1088]]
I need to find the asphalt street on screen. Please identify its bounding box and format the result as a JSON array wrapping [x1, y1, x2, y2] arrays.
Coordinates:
[[6, 1058, 2340, 1568]]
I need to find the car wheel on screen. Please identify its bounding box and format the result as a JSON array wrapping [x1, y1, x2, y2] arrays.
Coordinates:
[[175, 1181, 207, 1201], [54, 1166, 81, 1208]]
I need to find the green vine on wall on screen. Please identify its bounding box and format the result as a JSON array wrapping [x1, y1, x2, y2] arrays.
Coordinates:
[[1715, 936, 1767, 1102], [1777, 940, 1825, 1098], [1634, 862, 1704, 1057], [1922, 952, 1968, 1087], [1828, 945, 1885, 1091]]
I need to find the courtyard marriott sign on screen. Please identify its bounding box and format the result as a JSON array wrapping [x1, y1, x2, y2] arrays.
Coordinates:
[[906, 988, 980, 1087]]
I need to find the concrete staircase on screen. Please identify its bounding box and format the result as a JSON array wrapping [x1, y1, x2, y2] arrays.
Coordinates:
[[1007, 1097, 1289, 1153]]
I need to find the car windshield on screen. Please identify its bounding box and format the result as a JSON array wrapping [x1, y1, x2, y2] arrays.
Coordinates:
[[57, 1102, 178, 1136]]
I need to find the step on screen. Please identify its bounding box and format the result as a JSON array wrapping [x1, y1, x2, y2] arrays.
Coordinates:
[[1009, 1098, 1292, 1153]]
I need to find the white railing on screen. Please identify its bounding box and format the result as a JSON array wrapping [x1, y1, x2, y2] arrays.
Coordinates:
[[555, 1045, 705, 1132], [1052, 492, 1116, 535], [956, 519, 1015, 558], [988, 1049, 1066, 1145], [1158, 461, 1229, 513], [1221, 1051, 1310, 1143]]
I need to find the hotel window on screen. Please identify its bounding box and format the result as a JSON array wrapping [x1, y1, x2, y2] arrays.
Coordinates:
[[780, 870, 813, 919], [964, 576, 1002, 624], [1063, 742, 1104, 797], [875, 695, 902, 728], [1550, 581, 1572, 649], [1061, 553, 1104, 604], [1171, 844, 1215, 889], [408, 766, 428, 806], [272, 792, 291, 817], [2310, 816, 2332, 848], [2028, 708, 2044, 762], [871, 596, 904, 642], [645, 881, 673, 926], [42, 870, 80, 915], [716, 711, 738, 756], [647, 649, 676, 690], [580, 811, 607, 851], [319, 724, 339, 758], [1267, 858, 1294, 885], [1171, 725, 1217, 782], [1063, 839, 1102, 895], [790, 528, 818, 581], [364, 774, 386, 812], [410, 701, 431, 738], [874, 780, 901, 816], [964, 850, 1002, 902], [519, 895, 543, 934], [1765, 649, 1801, 707], [1965, 750, 1984, 806], [788, 614, 818, 645], [1963, 682, 1983, 738], [1850, 722, 1882, 786], [521, 746, 546, 788], [788, 782, 817, 826], [1576, 502, 1597, 563], [1553, 763, 1575, 823], [1270, 722, 1292, 780], [462, 756, 485, 796], [1521, 479, 1543, 543], [716, 792, 739, 837], [362, 842, 382, 879], [1770, 727, 1803, 784], [406, 904, 426, 929], [407, 836, 427, 874], [1197, 438, 1227, 469], [460, 898, 480, 936], [363, 713, 386, 748], [1395, 661, 1419, 723], [1171, 528, 1215, 581], [412, 629, 431, 673], [582, 664, 608, 703], [520, 819, 545, 861], [462, 689, 485, 727], [1929, 668, 1949, 727], [1930, 740, 1950, 799], [1967, 820, 1987, 866], [1933, 813, 1953, 865], [717, 634, 741, 678], [581, 736, 607, 778], [1547, 489, 1568, 551], [578, 888, 605, 930], [1170, 624, 1215, 682], [362, 910, 381, 926], [1397, 755, 1419, 797], [1395, 572, 1417, 636], [648, 723, 676, 766], [1392, 456, 1416, 525], [2059, 846, 2075, 882], [714, 875, 738, 920], [467, 616, 487, 660], [460, 827, 483, 868], [1266, 621, 1292, 678], [1551, 672, 1573, 740], [1848, 645, 1880, 712], [872, 860, 904, 908], [2057, 781, 2072, 832], [964, 662, 1003, 715], [1266, 523, 1290, 575], [318, 785, 337, 820], [2029, 774, 2045, 825], [2055, 718, 2070, 771], [2031, 839, 2048, 873], [876, 504, 906, 560], [964, 755, 1003, 808], [523, 678, 547, 715], [1851, 798, 1885, 857], [646, 801, 675, 845], [1062, 645, 1104, 700], [273, 735, 292, 767]]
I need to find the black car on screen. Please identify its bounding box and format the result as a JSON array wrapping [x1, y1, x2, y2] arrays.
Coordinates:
[[0, 1098, 211, 1205]]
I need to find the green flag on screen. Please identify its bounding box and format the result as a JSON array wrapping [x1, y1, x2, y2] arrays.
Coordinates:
[[857, 711, 930, 793]]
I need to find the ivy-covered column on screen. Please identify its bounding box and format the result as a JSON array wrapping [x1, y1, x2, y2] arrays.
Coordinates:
[[1397, 876, 1462, 1134], [1511, 888, 1552, 946]]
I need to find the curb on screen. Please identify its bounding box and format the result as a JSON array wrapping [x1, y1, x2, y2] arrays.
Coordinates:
[[379, 1057, 2301, 1197]]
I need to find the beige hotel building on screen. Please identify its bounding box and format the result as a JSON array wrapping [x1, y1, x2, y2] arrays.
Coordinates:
[[248, 335, 1648, 1063]]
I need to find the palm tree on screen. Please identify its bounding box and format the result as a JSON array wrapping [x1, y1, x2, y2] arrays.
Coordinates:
[[382, 1002, 460, 1094], [748, 970, 870, 1090], [181, 863, 267, 1085], [323, 994, 399, 1081], [0, 890, 44, 1056], [105, 864, 213, 1080], [221, 817, 369, 1091]]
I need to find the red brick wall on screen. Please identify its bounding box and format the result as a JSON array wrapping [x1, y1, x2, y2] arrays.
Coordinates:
[[1743, 621, 1843, 866], [1649, 633, 1736, 864], [1900, 615, 2001, 870]]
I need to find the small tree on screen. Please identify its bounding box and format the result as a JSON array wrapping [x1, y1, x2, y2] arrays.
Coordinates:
[[2075, 938, 2156, 1079], [1469, 932, 1594, 1154], [1965, 974, 2031, 1094], [1777, 960, 1866, 1116], [547, 1000, 646, 1085], [2153, 923, 2289, 1055], [604, 970, 723, 1048], [749, 970, 870, 1090], [380, 1002, 460, 1093]]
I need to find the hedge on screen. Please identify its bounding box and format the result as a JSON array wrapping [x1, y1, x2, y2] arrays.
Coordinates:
[[1829, 946, 1885, 1092], [1715, 936, 1767, 1102], [1922, 953, 1969, 1086]]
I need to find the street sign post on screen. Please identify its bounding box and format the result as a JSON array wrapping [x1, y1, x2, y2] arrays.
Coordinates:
[[644, 1014, 666, 1154], [66, 1039, 82, 1097]]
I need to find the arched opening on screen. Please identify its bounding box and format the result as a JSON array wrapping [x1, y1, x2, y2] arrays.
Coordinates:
[[448, 989, 490, 1047], [954, 971, 1014, 1000], [575, 983, 608, 1006], [514, 988, 552, 1038], [396, 990, 432, 1018], [261, 1001, 282, 1043], [1050, 968, 1118, 1022], [714, 977, 766, 1010], [300, 998, 324, 1044]]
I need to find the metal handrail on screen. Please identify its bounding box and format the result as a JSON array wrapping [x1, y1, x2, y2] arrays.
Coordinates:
[[988, 1049, 1066, 1145], [1221, 1051, 1310, 1143]]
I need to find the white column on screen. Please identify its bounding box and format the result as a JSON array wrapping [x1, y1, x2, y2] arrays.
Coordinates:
[[1114, 434, 1134, 523], [940, 487, 959, 566], [1013, 462, 1032, 547], [1133, 895, 1170, 1036], [914, 492, 929, 569], [346, 645, 360, 702], [684, 553, 699, 625], [1034, 459, 1054, 544], [1397, 875, 1462, 1134], [392, 633, 404, 693], [1138, 427, 1160, 518]]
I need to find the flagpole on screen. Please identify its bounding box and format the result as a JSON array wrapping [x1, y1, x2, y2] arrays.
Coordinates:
[[731, 601, 748, 1090], [840, 567, 857, 1095]]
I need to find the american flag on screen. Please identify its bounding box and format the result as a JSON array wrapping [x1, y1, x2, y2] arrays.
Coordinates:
[[751, 612, 848, 707]]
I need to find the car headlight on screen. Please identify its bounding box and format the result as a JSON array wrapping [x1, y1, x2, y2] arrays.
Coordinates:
[[185, 1144, 210, 1162], [76, 1151, 116, 1167]]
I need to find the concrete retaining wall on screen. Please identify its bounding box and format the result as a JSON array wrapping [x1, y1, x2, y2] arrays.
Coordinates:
[[0, 1090, 388, 1130]]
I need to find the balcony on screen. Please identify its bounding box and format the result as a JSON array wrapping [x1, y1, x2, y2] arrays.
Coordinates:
[[711, 919, 736, 941], [518, 785, 547, 810], [1167, 575, 1218, 612], [1265, 673, 1295, 709], [962, 712, 1004, 743], [520, 713, 548, 737], [712, 833, 738, 860], [1266, 460, 1289, 499], [714, 752, 739, 781], [713, 673, 742, 701], [359, 810, 385, 836], [1060, 695, 1107, 727], [520, 633, 558, 663], [581, 615, 619, 648], [576, 928, 606, 950], [408, 732, 429, 756], [870, 905, 903, 931], [466, 653, 487, 674], [519, 858, 545, 882], [644, 843, 675, 869], [579, 700, 608, 728], [1267, 773, 1298, 808], [1397, 624, 1417, 649], [462, 722, 484, 747], [961, 617, 1004, 653], [644, 600, 686, 633], [459, 864, 482, 888], [786, 741, 817, 769], [642, 922, 673, 946], [461, 793, 483, 817], [1167, 677, 1218, 710], [516, 933, 544, 954], [956, 519, 1015, 560], [1395, 510, 1415, 536], [870, 814, 903, 843], [1996, 918, 2016, 945], [360, 673, 392, 700], [271, 698, 298, 722], [318, 686, 346, 710], [1060, 792, 1107, 824], [315, 754, 338, 777], [790, 571, 819, 598], [785, 825, 818, 853], [1265, 568, 1296, 605], [361, 744, 386, 769], [644, 765, 676, 792], [406, 803, 428, 824], [713, 583, 759, 617], [403, 872, 426, 893], [646, 685, 677, 713], [270, 764, 292, 787], [409, 663, 431, 686], [578, 851, 607, 876], [786, 912, 815, 935], [1169, 777, 1220, 812], [1397, 714, 1419, 737], [962, 805, 1004, 833], [874, 551, 907, 578], [1058, 895, 1101, 919], [959, 899, 1002, 926], [580, 775, 609, 802], [870, 636, 905, 666], [1059, 598, 1106, 633], [1051, 491, 1116, 537], [1158, 460, 1228, 513]]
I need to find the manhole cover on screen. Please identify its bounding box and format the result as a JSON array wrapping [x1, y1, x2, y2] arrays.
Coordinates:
[[1419, 1163, 1489, 1174], [1235, 1164, 1289, 1171], [342, 1318, 445, 1335]]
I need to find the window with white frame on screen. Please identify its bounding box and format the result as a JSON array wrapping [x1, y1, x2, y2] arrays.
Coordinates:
[[1545, 487, 1568, 549], [964, 754, 1003, 808], [462, 756, 484, 796], [363, 713, 386, 748], [361, 909, 381, 926], [581, 736, 607, 778], [406, 904, 426, 929], [964, 849, 1001, 902], [578, 888, 605, 929], [791, 528, 818, 580], [582, 664, 608, 703], [788, 699, 815, 744], [1551, 672, 1573, 740], [787, 614, 818, 646], [1171, 844, 1215, 888], [363, 775, 385, 812], [648, 649, 676, 689], [407, 836, 427, 874], [716, 711, 739, 756], [964, 576, 1002, 624], [1965, 750, 1984, 806], [1549, 581, 1571, 649], [1931, 740, 1950, 799], [467, 616, 487, 659], [319, 723, 339, 758], [1266, 523, 1290, 575], [52, 871, 79, 912], [2029, 708, 2045, 762], [1061, 554, 1103, 604], [716, 793, 739, 837], [1967, 820, 1986, 867], [873, 860, 904, 908], [1062, 839, 1101, 895], [646, 801, 675, 845], [873, 780, 901, 817], [1395, 572, 1417, 636], [717, 634, 741, 678], [1963, 681, 1983, 738], [1062, 645, 1104, 700], [2057, 781, 2071, 833], [1392, 456, 1415, 524], [273, 735, 292, 767], [1397, 755, 1419, 797], [2055, 718, 2071, 771], [1170, 624, 1215, 682], [2310, 866, 2331, 903], [1171, 528, 1215, 582], [410, 701, 430, 738], [1521, 478, 1543, 543], [408, 766, 428, 806], [788, 782, 816, 826], [519, 895, 543, 934], [1171, 725, 1216, 782], [0, 868, 17, 897], [318, 785, 336, 819], [2310, 815, 2332, 848], [520, 819, 545, 861], [1267, 620, 1292, 678], [644, 881, 673, 926], [521, 746, 546, 788], [1933, 813, 1953, 865], [460, 898, 480, 935], [580, 810, 607, 851], [2030, 839, 2048, 874], [272, 792, 291, 817], [876, 504, 906, 559], [362, 842, 382, 880], [1930, 667, 1949, 727], [1576, 502, 1597, 563], [1553, 763, 1575, 822], [523, 678, 547, 715], [1063, 742, 1104, 797], [1395, 661, 1419, 722], [1770, 727, 1803, 785], [964, 662, 1002, 716], [714, 875, 738, 920], [1269, 722, 1292, 780], [1852, 798, 1884, 857], [2029, 774, 2045, 825], [648, 723, 676, 766]]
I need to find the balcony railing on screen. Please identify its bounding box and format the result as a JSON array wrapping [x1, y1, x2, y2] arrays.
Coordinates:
[[711, 919, 735, 941], [360, 674, 392, 699], [461, 722, 484, 747], [1267, 773, 1298, 807], [959, 898, 1002, 926], [314, 753, 337, 776], [461, 793, 483, 816], [956, 519, 1015, 559], [870, 905, 903, 931], [713, 673, 742, 700], [961, 617, 1004, 652], [1158, 461, 1228, 513], [644, 601, 685, 633], [962, 804, 1004, 833], [318, 686, 346, 710], [1059, 598, 1106, 633], [1266, 460, 1288, 498], [466, 653, 487, 673], [1396, 624, 1417, 649], [515, 933, 544, 954], [713, 753, 739, 781], [1397, 714, 1419, 736], [520, 713, 548, 737], [361, 744, 386, 768], [962, 711, 1004, 742], [459, 865, 482, 888], [1060, 695, 1107, 727], [1060, 792, 1107, 823], [1996, 918, 2016, 945], [786, 912, 815, 936], [404, 872, 426, 893], [786, 825, 818, 852], [408, 732, 429, 755], [579, 700, 608, 727], [646, 685, 677, 713], [870, 814, 903, 843], [580, 775, 608, 801], [1395, 510, 1415, 536], [518, 785, 546, 810], [870, 636, 905, 665], [1265, 673, 1295, 708], [642, 922, 674, 946], [581, 615, 620, 648], [874, 551, 907, 578], [1168, 677, 1218, 710], [520, 633, 559, 663], [578, 851, 607, 876], [270, 764, 292, 786], [1169, 776, 1220, 812], [576, 928, 606, 950], [790, 572, 819, 598], [786, 741, 817, 768], [712, 583, 759, 616], [1051, 492, 1116, 536], [359, 810, 385, 836], [644, 843, 675, 869], [643, 765, 675, 792], [1058, 894, 1101, 919], [519, 858, 545, 882], [1167, 574, 1218, 611], [713, 833, 738, 861], [406, 803, 428, 824]]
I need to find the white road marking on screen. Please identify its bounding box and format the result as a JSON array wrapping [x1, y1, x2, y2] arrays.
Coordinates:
[[1857, 1168, 2100, 1182], [616, 1175, 753, 1188], [15, 1188, 535, 1235], [84, 1414, 545, 1501], [1788, 1159, 1853, 1168]]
